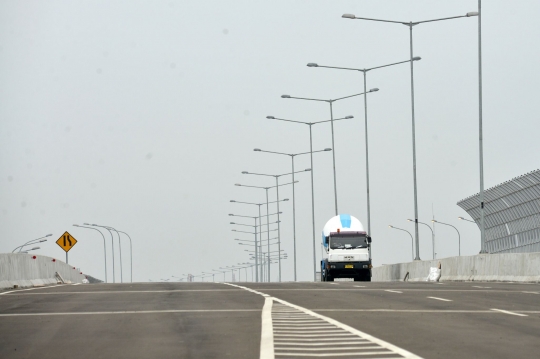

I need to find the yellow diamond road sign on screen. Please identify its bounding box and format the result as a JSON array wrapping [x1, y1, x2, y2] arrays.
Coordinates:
[[56, 231, 78, 252]]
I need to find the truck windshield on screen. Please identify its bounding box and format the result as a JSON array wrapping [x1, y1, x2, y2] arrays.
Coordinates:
[[330, 236, 368, 249]]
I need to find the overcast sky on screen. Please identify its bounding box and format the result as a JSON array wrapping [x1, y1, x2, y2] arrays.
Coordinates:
[[1, 1, 539, 282]]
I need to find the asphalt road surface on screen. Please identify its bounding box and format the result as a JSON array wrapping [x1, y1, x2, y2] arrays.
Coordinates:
[[0, 281, 538, 358]]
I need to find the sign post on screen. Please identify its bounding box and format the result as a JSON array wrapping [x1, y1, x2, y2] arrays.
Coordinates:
[[56, 231, 78, 264]]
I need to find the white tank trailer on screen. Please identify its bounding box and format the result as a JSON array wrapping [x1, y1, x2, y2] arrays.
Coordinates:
[[321, 214, 372, 281]]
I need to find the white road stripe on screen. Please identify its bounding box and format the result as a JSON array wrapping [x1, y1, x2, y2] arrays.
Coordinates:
[[275, 342, 370, 346], [260, 297, 274, 359], [0, 284, 66, 295], [275, 346, 381, 351], [274, 330, 346, 334], [273, 327, 336, 330], [354, 285, 365, 288], [275, 338, 369, 342], [274, 351, 394, 357], [274, 333, 357, 338], [385, 290, 403, 294], [427, 296, 452, 302], [2, 289, 239, 295], [316, 309, 493, 313], [522, 291, 539, 294], [472, 286, 491, 289], [0, 309, 260, 317], [491, 308, 528, 317]]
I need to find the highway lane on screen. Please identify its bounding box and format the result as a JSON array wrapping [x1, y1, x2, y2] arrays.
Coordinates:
[[0, 281, 538, 358], [241, 281, 540, 359], [0, 283, 262, 359]]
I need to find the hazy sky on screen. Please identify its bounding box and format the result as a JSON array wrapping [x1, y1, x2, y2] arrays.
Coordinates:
[[2, 1, 539, 282]]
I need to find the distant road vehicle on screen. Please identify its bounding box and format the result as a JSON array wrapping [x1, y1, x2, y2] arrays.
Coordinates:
[[321, 214, 372, 282]]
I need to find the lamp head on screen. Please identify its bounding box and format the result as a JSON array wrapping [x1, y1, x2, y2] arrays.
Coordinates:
[[370, 88, 379, 92], [73, 224, 79, 227], [230, 200, 236, 202], [388, 225, 393, 228], [305, 168, 312, 172], [234, 184, 241, 186], [307, 63, 318, 67], [266, 116, 275, 119], [253, 148, 261, 151], [345, 115, 353, 119], [281, 95, 291, 98], [230, 222, 235, 224], [324, 148, 332, 151], [458, 217, 464, 220], [407, 219, 413, 222], [413, 56, 421, 61], [466, 11, 479, 17], [241, 171, 249, 174], [283, 199, 289, 201], [46, 234, 52, 237], [342, 13, 356, 19]]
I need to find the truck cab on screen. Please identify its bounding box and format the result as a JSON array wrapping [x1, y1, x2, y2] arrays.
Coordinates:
[[321, 214, 372, 282]]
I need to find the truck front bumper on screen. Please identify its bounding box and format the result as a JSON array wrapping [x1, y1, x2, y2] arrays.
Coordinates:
[[326, 262, 371, 278]]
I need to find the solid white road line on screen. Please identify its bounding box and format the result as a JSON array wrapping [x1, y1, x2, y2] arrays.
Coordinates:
[[385, 290, 403, 294], [0, 309, 260, 317], [316, 309, 493, 313], [427, 296, 452, 302], [354, 285, 365, 288], [0, 284, 66, 295], [472, 286, 491, 289], [274, 351, 396, 357], [2, 289, 239, 295], [490, 308, 528, 317], [260, 297, 274, 359], [274, 346, 381, 351], [275, 341, 370, 346], [522, 291, 539, 294]]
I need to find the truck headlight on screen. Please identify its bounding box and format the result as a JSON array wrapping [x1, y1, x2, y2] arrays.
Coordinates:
[[330, 265, 336, 269]]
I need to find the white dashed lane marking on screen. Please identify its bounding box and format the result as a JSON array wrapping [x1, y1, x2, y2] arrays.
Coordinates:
[[427, 296, 452, 302], [385, 290, 403, 294], [491, 308, 528, 317]]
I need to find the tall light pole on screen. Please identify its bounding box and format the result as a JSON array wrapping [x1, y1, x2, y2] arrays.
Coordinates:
[[266, 114, 352, 281], [282, 91, 378, 215], [389, 225, 414, 261], [343, 11, 478, 261], [230, 198, 287, 280], [408, 219, 435, 259], [232, 227, 279, 282], [477, 0, 486, 254], [73, 224, 107, 283], [235, 181, 297, 282], [117, 230, 133, 283], [432, 220, 461, 256], [93, 224, 124, 283], [12, 234, 51, 253], [253, 147, 331, 281], [87, 223, 115, 283], [307, 59, 416, 240], [242, 170, 308, 282]]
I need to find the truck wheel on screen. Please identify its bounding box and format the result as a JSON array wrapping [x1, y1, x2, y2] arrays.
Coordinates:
[[353, 276, 362, 281], [326, 274, 334, 282]]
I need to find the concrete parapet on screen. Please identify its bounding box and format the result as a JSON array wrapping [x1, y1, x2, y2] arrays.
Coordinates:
[[0, 253, 86, 290], [372, 252, 540, 283]]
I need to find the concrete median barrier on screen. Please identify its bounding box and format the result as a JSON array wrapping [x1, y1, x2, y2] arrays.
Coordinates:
[[372, 252, 540, 283], [0, 253, 86, 290]]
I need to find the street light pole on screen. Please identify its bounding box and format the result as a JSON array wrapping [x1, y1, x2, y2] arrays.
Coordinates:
[[432, 220, 461, 256], [117, 230, 133, 283], [342, 10, 478, 261], [478, 0, 486, 254], [409, 219, 435, 259], [282, 91, 376, 215], [308, 59, 415, 253], [74, 225, 107, 283], [267, 114, 352, 281], [389, 225, 414, 261], [88, 223, 115, 283], [242, 170, 305, 282], [254, 147, 331, 282]]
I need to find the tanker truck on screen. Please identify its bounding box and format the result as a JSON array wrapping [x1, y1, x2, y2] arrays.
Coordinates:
[[321, 214, 372, 281]]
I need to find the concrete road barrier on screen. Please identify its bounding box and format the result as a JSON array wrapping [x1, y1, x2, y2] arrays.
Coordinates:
[[0, 253, 86, 290], [372, 252, 540, 283]]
